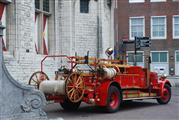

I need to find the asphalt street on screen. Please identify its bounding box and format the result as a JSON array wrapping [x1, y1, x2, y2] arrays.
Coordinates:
[[44, 87, 179, 120]]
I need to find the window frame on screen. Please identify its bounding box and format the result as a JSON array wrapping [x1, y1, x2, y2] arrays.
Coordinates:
[[129, 0, 145, 3], [173, 15, 179, 39], [35, 0, 51, 55], [129, 16, 145, 40], [151, 51, 168, 63], [176, 50, 179, 62], [127, 51, 144, 63], [151, 16, 167, 40], [150, 0, 166, 2]]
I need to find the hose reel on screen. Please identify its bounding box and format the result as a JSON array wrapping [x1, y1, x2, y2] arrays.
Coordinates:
[[38, 72, 85, 103]]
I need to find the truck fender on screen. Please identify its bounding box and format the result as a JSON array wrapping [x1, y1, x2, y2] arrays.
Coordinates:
[[95, 80, 120, 106], [160, 80, 172, 97]]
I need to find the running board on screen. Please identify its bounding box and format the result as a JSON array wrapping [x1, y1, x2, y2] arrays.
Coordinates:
[[123, 96, 160, 101]]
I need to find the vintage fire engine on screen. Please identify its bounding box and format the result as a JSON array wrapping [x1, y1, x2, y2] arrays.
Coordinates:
[[29, 49, 171, 113]]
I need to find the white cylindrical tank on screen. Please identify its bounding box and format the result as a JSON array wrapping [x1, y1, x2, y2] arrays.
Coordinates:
[[103, 68, 117, 79], [39, 80, 65, 95]]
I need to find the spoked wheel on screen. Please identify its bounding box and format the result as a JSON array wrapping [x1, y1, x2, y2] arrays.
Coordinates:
[[28, 71, 49, 89], [104, 86, 121, 113], [157, 84, 171, 104], [65, 73, 85, 103]]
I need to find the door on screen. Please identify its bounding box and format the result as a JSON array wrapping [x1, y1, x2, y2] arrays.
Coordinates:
[[150, 51, 169, 75]]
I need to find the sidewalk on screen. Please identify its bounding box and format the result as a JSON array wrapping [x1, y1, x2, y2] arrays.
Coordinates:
[[167, 76, 179, 87]]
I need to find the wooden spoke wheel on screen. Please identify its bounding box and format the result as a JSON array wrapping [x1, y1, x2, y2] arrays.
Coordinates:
[[65, 73, 85, 103], [28, 71, 49, 89]]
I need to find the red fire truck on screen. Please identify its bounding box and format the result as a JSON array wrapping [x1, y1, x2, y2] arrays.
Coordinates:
[[29, 49, 171, 113]]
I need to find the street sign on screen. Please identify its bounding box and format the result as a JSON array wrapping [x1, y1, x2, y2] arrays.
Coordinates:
[[140, 37, 151, 47], [135, 37, 151, 49]]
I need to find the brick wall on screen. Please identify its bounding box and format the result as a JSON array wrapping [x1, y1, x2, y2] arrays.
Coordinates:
[[117, 0, 179, 75]]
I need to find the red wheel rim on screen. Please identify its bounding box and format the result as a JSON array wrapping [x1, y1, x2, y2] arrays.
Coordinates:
[[161, 88, 170, 102], [109, 91, 119, 110]]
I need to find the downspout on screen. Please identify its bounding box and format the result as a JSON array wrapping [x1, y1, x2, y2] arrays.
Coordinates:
[[97, 0, 102, 58], [14, 0, 19, 62], [72, 0, 77, 55]]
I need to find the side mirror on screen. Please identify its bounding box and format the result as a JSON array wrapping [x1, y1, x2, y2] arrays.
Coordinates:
[[105, 48, 113, 58]]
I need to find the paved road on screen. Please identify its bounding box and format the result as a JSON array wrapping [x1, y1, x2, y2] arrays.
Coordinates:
[[45, 87, 179, 120]]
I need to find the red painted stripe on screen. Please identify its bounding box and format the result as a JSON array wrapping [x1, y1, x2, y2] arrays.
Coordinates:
[[0, 3, 5, 20]]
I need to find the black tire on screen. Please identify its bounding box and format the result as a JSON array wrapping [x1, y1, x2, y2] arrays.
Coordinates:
[[60, 99, 81, 111], [104, 86, 122, 113], [157, 84, 171, 104]]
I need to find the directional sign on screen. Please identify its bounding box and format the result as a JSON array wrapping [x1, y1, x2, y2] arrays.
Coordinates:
[[140, 37, 151, 47], [135, 37, 151, 49], [141, 40, 151, 47]]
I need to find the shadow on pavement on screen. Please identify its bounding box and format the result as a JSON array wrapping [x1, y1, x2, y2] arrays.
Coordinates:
[[46, 100, 159, 114]]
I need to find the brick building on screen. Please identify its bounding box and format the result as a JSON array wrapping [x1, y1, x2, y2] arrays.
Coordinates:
[[0, 0, 115, 83], [116, 0, 179, 76]]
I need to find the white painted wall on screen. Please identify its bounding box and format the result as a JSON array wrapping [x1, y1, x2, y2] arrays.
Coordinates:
[[3, 0, 114, 84]]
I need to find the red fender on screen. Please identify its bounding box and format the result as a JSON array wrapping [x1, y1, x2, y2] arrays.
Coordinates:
[[159, 79, 171, 97], [95, 80, 120, 106], [95, 80, 111, 106]]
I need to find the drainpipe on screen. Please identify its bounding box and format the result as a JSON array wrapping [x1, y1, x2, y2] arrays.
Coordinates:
[[97, 0, 102, 58], [14, 0, 20, 62]]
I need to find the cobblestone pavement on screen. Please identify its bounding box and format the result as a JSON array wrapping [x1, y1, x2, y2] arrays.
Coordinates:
[[45, 87, 179, 120]]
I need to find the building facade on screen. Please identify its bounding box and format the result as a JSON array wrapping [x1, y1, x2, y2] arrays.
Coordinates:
[[116, 0, 179, 76], [0, 0, 115, 83]]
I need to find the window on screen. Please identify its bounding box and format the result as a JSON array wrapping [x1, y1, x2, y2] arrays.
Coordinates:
[[35, 0, 50, 55], [0, 3, 7, 51], [43, 0, 49, 12], [151, 16, 166, 39], [150, 0, 166, 2], [176, 52, 179, 62], [130, 17, 145, 40], [128, 52, 143, 62], [129, 0, 144, 3], [151, 52, 168, 62], [80, 0, 90, 13], [35, 0, 40, 9], [173, 16, 179, 39]]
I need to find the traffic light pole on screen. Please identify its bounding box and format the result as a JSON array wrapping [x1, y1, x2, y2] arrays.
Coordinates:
[[123, 36, 151, 67], [134, 37, 137, 66]]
